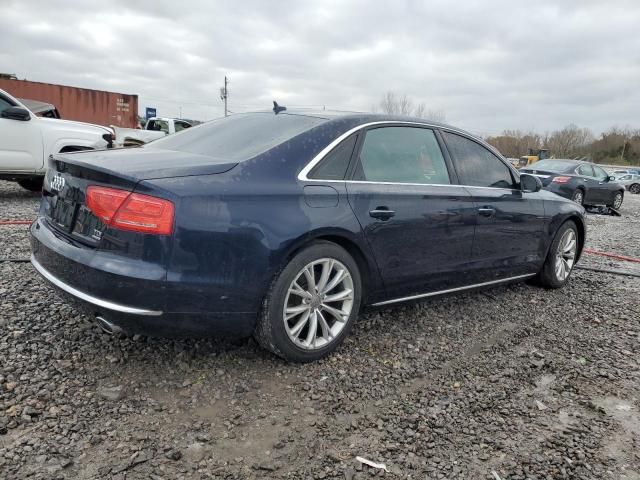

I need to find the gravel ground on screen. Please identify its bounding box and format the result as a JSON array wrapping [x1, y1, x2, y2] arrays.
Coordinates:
[[1, 179, 639, 480]]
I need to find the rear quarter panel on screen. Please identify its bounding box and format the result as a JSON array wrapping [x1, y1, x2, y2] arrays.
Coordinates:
[[148, 172, 369, 315], [144, 119, 377, 316]]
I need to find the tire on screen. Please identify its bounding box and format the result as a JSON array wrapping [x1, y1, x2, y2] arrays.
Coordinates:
[[17, 177, 44, 192], [630, 184, 640, 195], [254, 241, 362, 362], [571, 189, 584, 205], [609, 191, 624, 209], [537, 220, 579, 289]]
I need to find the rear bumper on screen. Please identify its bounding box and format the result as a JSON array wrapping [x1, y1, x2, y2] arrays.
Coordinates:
[[544, 183, 573, 200], [29, 218, 256, 337], [31, 254, 162, 316]]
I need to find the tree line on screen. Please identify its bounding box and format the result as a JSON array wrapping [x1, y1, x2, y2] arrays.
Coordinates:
[[486, 126, 640, 165], [376, 92, 638, 166]]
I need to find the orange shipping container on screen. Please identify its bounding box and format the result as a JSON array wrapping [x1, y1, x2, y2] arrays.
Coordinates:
[[0, 78, 139, 128]]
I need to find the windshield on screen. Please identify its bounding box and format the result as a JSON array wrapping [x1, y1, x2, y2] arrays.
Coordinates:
[[146, 112, 327, 161], [531, 160, 576, 172]]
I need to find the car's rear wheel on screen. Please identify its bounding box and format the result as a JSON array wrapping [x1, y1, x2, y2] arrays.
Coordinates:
[[537, 220, 578, 289], [630, 183, 640, 194], [571, 189, 584, 205], [610, 191, 624, 209], [17, 177, 44, 192], [255, 242, 362, 362]]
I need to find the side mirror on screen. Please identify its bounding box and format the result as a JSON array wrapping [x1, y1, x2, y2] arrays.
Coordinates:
[[520, 173, 542, 193], [1, 106, 31, 121], [607, 175, 616, 182]]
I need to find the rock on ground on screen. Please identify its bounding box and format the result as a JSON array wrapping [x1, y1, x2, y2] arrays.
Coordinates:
[[1, 180, 639, 479]]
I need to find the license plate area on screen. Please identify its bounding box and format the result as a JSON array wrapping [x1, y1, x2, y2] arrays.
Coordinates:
[[72, 206, 104, 241], [50, 198, 77, 232]]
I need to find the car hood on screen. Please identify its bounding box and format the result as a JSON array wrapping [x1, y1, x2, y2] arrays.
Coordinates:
[[38, 116, 113, 134], [56, 147, 238, 181]]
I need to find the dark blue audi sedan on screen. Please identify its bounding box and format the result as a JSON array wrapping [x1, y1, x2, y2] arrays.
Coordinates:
[[30, 111, 586, 362]]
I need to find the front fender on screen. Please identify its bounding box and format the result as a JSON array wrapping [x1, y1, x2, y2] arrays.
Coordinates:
[[51, 137, 108, 153]]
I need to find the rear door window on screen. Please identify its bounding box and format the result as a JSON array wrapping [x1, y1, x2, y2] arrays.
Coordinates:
[[352, 126, 450, 184], [592, 165, 608, 181], [577, 164, 594, 177], [442, 132, 515, 189]]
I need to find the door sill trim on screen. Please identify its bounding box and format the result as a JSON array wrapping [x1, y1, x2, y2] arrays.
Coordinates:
[[371, 273, 536, 307]]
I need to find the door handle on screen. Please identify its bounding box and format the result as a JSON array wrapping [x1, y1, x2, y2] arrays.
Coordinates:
[[369, 207, 395, 220], [478, 207, 495, 217]]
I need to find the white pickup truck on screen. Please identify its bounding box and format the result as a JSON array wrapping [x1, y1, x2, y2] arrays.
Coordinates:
[[112, 117, 192, 147], [0, 88, 113, 191]]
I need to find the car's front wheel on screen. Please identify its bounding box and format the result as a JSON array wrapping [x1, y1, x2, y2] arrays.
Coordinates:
[[537, 220, 579, 289], [610, 191, 624, 209], [630, 183, 640, 195], [255, 242, 362, 362]]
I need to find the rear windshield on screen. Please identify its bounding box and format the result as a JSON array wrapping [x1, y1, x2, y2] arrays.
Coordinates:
[[146, 112, 326, 161], [531, 160, 576, 172]]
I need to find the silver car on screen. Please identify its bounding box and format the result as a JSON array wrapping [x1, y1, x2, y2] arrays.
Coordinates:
[[615, 174, 640, 194]]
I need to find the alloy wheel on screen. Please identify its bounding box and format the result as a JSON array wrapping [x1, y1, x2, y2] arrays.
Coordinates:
[[554, 229, 577, 282], [630, 184, 640, 194], [283, 258, 354, 350], [613, 193, 623, 209]]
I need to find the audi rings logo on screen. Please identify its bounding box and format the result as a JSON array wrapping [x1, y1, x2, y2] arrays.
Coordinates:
[[50, 174, 65, 192]]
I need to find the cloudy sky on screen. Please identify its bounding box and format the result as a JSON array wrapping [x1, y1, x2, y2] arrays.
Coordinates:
[[2, 0, 639, 135]]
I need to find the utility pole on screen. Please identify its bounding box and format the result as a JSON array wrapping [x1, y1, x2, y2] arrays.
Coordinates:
[[220, 76, 229, 117]]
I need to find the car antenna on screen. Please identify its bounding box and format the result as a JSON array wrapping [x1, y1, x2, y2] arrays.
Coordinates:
[[273, 101, 286, 114]]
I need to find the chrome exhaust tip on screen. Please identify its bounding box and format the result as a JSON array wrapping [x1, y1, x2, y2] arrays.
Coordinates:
[[95, 316, 124, 336]]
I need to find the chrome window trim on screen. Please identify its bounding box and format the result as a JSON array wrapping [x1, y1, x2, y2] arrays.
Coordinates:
[[346, 180, 457, 187], [302, 178, 521, 192], [371, 273, 536, 307], [31, 255, 163, 316], [298, 121, 520, 192], [298, 120, 471, 182]]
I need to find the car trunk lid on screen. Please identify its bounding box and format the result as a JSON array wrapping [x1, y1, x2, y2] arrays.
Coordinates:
[[59, 147, 238, 180], [41, 148, 237, 248], [520, 168, 568, 186]]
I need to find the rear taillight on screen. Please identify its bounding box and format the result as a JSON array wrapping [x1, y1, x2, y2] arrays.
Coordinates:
[[552, 176, 571, 184], [86, 186, 174, 235]]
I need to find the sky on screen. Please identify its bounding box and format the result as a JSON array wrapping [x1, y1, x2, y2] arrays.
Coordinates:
[[1, 0, 639, 136]]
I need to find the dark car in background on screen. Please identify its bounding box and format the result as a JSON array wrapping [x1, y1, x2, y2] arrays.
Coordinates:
[[30, 112, 586, 362], [520, 159, 625, 209]]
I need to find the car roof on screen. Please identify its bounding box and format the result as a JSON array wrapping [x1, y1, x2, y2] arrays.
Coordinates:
[[241, 109, 474, 138], [262, 109, 454, 127], [538, 159, 591, 166]]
